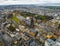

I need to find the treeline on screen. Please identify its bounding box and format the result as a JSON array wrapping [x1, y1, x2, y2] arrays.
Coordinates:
[[20, 12, 53, 21]]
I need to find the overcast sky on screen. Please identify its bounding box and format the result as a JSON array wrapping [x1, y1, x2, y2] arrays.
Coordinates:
[[0, 0, 60, 5]]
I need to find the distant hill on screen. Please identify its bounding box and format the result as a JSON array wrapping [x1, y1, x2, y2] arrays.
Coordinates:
[[0, 4, 60, 10]]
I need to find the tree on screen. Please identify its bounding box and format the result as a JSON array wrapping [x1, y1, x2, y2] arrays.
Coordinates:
[[35, 31, 38, 37], [7, 23, 16, 32], [58, 24, 60, 29]]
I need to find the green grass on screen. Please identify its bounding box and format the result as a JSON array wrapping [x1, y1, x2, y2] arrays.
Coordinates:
[[36, 15, 47, 20], [11, 16, 19, 24]]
